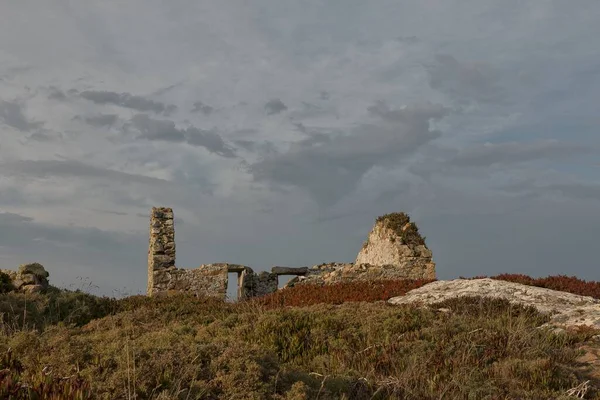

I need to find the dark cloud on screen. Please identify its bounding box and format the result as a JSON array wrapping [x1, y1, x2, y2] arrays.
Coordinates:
[[250, 101, 449, 207], [447, 140, 586, 167], [367, 100, 449, 123], [289, 102, 335, 119], [0, 100, 42, 131], [0, 211, 139, 252], [264, 98, 288, 115], [131, 114, 185, 142], [0, 210, 147, 295], [191, 101, 214, 115], [91, 208, 128, 216], [426, 54, 506, 104], [544, 183, 600, 201], [47, 86, 68, 101], [79, 114, 118, 127], [0, 212, 33, 224], [79, 90, 176, 115], [501, 181, 600, 203], [130, 114, 236, 158], [395, 36, 419, 44], [319, 91, 330, 100], [0, 159, 173, 186], [233, 139, 278, 156]]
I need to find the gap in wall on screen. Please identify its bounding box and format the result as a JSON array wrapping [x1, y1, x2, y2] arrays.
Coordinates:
[[226, 273, 239, 302], [278, 275, 295, 289]]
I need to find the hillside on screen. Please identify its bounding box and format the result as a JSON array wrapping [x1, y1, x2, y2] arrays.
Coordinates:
[[1, 274, 600, 399]]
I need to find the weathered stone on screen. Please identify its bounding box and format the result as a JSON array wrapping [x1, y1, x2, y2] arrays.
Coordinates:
[[271, 266, 309, 276], [355, 213, 435, 280], [0, 263, 49, 293], [147, 207, 176, 296], [240, 270, 278, 299], [227, 264, 248, 273], [388, 278, 600, 331]]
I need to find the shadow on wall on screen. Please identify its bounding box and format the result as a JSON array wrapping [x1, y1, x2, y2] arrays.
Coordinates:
[[147, 207, 436, 301]]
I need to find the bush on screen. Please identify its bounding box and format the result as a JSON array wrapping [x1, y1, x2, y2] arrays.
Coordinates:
[[0, 271, 14, 294]]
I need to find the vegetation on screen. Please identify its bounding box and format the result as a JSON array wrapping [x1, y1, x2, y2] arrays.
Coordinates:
[[0, 274, 599, 399], [0, 272, 14, 294], [375, 213, 426, 246]]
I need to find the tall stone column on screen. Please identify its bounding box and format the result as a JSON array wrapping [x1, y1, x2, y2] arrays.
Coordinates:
[[147, 207, 176, 296]]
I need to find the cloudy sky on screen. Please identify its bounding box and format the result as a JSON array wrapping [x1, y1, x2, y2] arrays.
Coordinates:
[[1, 1, 599, 297]]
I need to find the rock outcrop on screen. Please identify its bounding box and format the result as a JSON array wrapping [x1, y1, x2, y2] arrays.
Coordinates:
[[389, 278, 600, 332], [355, 213, 435, 280], [0, 263, 50, 294]]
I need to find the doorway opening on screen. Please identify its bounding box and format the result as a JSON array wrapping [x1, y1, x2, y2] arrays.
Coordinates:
[[278, 275, 295, 289], [226, 273, 239, 302]]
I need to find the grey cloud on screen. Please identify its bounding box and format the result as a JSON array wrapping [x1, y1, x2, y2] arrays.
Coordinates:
[[233, 139, 278, 156], [319, 91, 330, 100], [448, 140, 586, 167], [250, 101, 448, 207], [292, 122, 307, 133], [0, 212, 33, 224], [367, 100, 450, 124], [186, 127, 236, 158], [265, 98, 288, 115], [0, 211, 146, 294], [0, 159, 173, 186], [395, 36, 419, 44], [131, 114, 185, 142], [426, 54, 506, 104], [130, 114, 236, 158], [91, 208, 128, 216], [79, 90, 176, 115], [289, 102, 336, 119], [79, 114, 118, 127], [47, 86, 68, 101], [0, 100, 42, 131], [234, 140, 256, 151], [497, 179, 600, 202], [191, 101, 214, 115], [0, 211, 139, 252], [151, 80, 186, 96], [544, 183, 600, 201]]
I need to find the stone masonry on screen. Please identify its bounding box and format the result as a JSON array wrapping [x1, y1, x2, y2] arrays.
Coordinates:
[[147, 207, 176, 295], [355, 213, 435, 280], [147, 208, 436, 299]]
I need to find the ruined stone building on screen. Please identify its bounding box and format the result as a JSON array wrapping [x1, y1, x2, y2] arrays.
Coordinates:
[[147, 207, 435, 299]]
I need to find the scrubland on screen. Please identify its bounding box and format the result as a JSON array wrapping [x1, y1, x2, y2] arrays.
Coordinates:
[[1, 273, 600, 399]]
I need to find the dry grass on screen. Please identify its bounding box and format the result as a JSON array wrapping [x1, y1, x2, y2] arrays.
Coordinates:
[[0, 273, 599, 399]]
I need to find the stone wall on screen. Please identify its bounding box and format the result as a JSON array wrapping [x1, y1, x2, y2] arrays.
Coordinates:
[[152, 264, 229, 298], [146, 208, 436, 299], [147, 207, 176, 295], [240, 270, 278, 300]]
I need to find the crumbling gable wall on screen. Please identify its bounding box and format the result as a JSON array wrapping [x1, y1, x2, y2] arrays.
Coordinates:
[[355, 212, 435, 280]]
